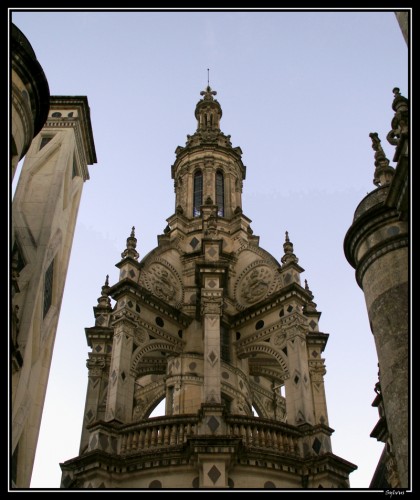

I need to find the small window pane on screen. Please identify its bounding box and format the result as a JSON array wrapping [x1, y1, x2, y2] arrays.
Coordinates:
[[193, 171, 203, 217]]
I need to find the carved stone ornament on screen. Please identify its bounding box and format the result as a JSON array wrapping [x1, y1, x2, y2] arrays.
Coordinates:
[[235, 262, 276, 308], [142, 260, 183, 307]]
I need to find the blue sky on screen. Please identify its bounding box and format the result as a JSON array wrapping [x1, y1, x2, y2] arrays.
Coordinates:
[[10, 8, 410, 490]]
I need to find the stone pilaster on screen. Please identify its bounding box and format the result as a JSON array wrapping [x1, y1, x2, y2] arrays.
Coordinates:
[[283, 316, 315, 426], [201, 280, 223, 404], [105, 317, 136, 422]]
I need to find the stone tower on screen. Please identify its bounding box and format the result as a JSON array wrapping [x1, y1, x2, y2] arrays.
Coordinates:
[[344, 89, 409, 488], [60, 86, 356, 489], [11, 94, 97, 487]]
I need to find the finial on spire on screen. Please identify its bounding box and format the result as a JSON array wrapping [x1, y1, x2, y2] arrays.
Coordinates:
[[392, 87, 401, 99], [386, 87, 409, 161], [121, 226, 139, 260], [207, 68, 210, 86], [97, 274, 112, 311], [281, 231, 299, 266], [303, 278, 318, 313], [200, 85, 217, 100], [369, 132, 395, 187]]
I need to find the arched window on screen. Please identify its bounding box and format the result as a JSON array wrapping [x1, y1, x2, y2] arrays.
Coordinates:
[[193, 171, 203, 217], [216, 171, 224, 217]]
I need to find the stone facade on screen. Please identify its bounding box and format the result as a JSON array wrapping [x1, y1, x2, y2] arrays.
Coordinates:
[[344, 88, 409, 488], [11, 24, 97, 486], [60, 87, 356, 489]]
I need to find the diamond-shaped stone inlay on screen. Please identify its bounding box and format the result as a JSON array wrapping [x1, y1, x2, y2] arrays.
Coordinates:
[[208, 416, 220, 433], [106, 344, 112, 352], [294, 375, 299, 384], [120, 270, 126, 278], [96, 315, 105, 325], [309, 320, 317, 330], [208, 279, 216, 288], [312, 350, 318, 357], [127, 300, 133, 308], [121, 371, 126, 381], [190, 237, 199, 249], [175, 359, 180, 369], [208, 247, 217, 257], [86, 409, 94, 421], [287, 305, 293, 313], [284, 273, 292, 284], [136, 304, 141, 312], [208, 465, 221, 484], [208, 351, 217, 365], [95, 345, 102, 352], [312, 437, 322, 454], [129, 269, 135, 278]]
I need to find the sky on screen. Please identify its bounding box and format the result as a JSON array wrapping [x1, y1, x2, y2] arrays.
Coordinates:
[[10, 8, 410, 490]]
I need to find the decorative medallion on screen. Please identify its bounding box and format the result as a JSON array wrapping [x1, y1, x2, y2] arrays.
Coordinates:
[[234, 261, 278, 309], [141, 259, 183, 307]]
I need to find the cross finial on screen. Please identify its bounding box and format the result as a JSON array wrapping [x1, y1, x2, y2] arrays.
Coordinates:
[[207, 68, 210, 86]]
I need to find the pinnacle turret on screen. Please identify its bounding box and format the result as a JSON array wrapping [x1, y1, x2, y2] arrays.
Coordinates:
[[387, 87, 409, 162], [281, 231, 299, 266], [303, 279, 318, 313], [121, 226, 139, 261], [96, 275, 112, 310], [369, 132, 395, 187], [194, 84, 222, 133]]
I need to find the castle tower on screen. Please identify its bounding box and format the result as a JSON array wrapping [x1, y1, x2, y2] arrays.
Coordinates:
[[11, 96, 97, 487], [60, 87, 356, 489], [344, 89, 409, 488]]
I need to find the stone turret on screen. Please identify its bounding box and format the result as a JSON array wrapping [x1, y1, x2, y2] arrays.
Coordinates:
[[344, 88, 409, 488]]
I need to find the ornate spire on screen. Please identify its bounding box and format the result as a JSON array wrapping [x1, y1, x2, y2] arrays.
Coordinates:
[[96, 275, 112, 310], [121, 226, 139, 260], [369, 132, 395, 187], [386, 87, 409, 150], [281, 231, 299, 265], [303, 279, 318, 313]]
